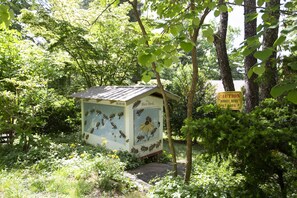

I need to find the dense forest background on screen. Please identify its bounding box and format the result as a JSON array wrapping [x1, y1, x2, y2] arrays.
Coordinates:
[[0, 0, 297, 197]]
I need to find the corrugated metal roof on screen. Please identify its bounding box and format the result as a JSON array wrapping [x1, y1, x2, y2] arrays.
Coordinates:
[[71, 85, 179, 104]]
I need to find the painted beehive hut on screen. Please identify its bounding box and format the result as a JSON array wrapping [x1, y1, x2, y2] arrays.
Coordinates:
[[72, 86, 178, 157]]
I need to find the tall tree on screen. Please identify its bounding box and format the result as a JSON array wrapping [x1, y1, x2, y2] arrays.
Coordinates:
[[184, 1, 210, 183], [128, 0, 178, 176], [259, 0, 280, 100], [213, 0, 235, 91], [244, 0, 259, 112]]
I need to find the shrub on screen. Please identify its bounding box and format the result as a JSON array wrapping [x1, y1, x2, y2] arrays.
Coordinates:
[[167, 65, 216, 138], [150, 155, 245, 198], [182, 99, 297, 197]]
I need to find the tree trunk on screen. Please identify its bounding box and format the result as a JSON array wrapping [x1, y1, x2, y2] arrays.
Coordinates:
[[184, 5, 210, 183], [213, 0, 235, 91], [259, 0, 280, 100], [244, 0, 259, 112], [129, 0, 178, 176]]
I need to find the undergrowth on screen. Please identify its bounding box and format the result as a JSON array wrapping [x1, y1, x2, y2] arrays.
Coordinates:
[[0, 133, 141, 197]]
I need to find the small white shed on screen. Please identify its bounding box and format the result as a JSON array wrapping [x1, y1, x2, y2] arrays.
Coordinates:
[[72, 86, 178, 157]]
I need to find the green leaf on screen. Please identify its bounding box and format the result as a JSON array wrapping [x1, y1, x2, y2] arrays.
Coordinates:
[[257, 24, 264, 32], [214, 10, 220, 17], [288, 62, 297, 70], [247, 67, 254, 78], [246, 13, 258, 22], [253, 65, 265, 75], [138, 37, 148, 45], [138, 54, 153, 66], [284, 2, 293, 8], [270, 84, 296, 98], [261, 13, 269, 21], [170, 26, 179, 36], [208, 2, 216, 9], [202, 27, 214, 38], [254, 48, 273, 61], [242, 45, 258, 57], [156, 65, 162, 73], [235, 0, 243, 5], [180, 41, 194, 53], [219, 5, 228, 12], [142, 73, 151, 83], [257, 0, 265, 7], [0, 5, 12, 29], [164, 58, 173, 67], [192, 18, 200, 27], [163, 45, 173, 52], [273, 35, 286, 47], [207, 35, 214, 43], [287, 90, 297, 104]]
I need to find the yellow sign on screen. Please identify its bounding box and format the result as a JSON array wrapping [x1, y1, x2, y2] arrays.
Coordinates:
[[216, 91, 243, 110]]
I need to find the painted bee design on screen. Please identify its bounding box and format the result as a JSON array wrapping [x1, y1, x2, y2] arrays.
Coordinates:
[[86, 134, 89, 140], [136, 109, 144, 116], [111, 122, 117, 129], [101, 118, 105, 126], [90, 128, 94, 134], [119, 130, 126, 138], [84, 111, 89, 116], [109, 113, 115, 120], [96, 110, 102, 115], [149, 143, 156, 151], [103, 114, 108, 120], [90, 109, 95, 113], [141, 146, 148, 151], [132, 100, 141, 109], [96, 122, 100, 129], [156, 140, 161, 148], [131, 147, 139, 154], [118, 112, 124, 119], [137, 135, 145, 142], [151, 127, 158, 136]]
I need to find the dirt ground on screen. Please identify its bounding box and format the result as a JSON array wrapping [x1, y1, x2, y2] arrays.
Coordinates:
[[127, 162, 185, 183]]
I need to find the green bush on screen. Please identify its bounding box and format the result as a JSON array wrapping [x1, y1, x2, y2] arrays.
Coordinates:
[[150, 155, 245, 198], [167, 65, 216, 138], [38, 96, 80, 134], [182, 99, 297, 197], [0, 85, 80, 150]]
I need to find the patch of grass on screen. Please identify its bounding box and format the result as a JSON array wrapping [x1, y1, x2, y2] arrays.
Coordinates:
[[163, 139, 204, 162], [0, 133, 140, 197]]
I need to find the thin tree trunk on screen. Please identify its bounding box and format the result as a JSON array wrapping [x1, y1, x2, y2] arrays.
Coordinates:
[[129, 0, 178, 176], [184, 4, 210, 183], [244, 0, 259, 112], [213, 0, 235, 91], [259, 0, 280, 100]]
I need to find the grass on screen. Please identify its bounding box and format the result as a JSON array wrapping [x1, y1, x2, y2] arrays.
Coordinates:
[[0, 132, 204, 197], [0, 133, 142, 198], [163, 139, 204, 163]]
